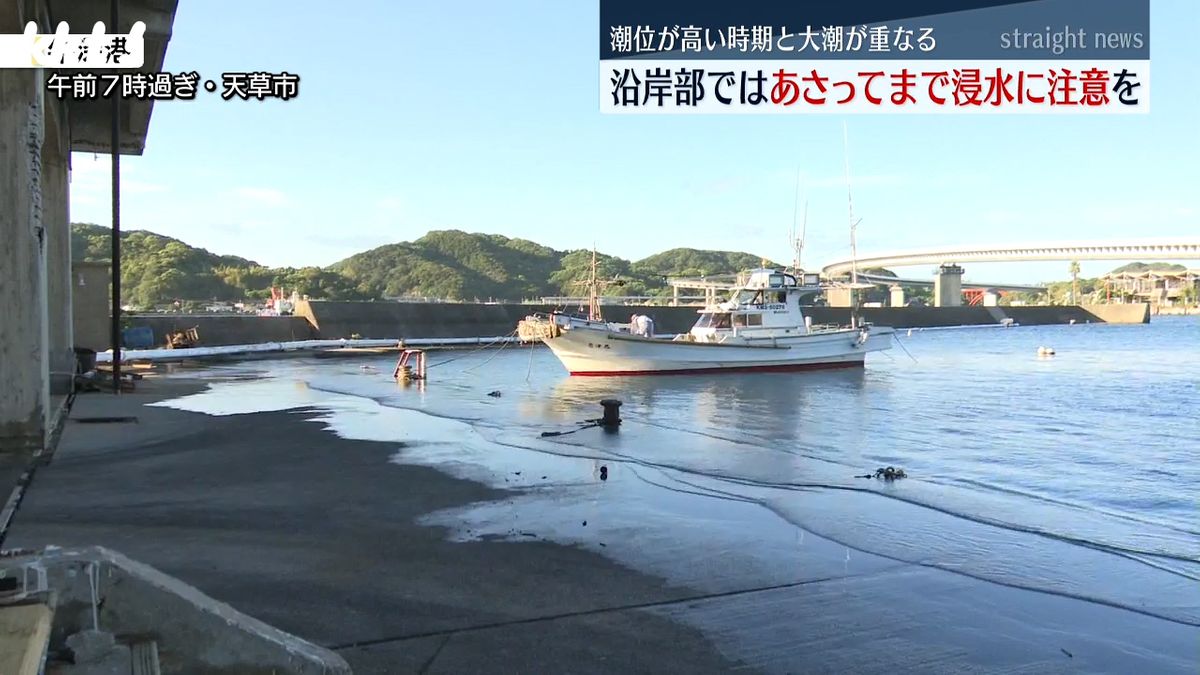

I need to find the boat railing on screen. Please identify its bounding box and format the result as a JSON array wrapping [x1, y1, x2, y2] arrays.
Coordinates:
[[807, 323, 846, 332]]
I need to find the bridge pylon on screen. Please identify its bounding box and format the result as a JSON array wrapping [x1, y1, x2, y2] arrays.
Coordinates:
[[934, 264, 965, 307]]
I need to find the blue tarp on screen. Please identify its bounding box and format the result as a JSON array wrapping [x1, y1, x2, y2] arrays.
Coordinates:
[[122, 326, 155, 349]]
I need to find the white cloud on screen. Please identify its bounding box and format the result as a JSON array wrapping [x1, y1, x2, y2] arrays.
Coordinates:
[[69, 153, 166, 196]]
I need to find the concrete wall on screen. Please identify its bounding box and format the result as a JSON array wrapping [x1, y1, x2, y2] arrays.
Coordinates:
[[0, 64, 50, 452], [296, 301, 723, 339], [294, 301, 1152, 341], [44, 100, 73, 394], [72, 262, 111, 352], [1080, 303, 1151, 324], [124, 315, 316, 348], [806, 304, 1149, 327], [108, 302, 1153, 350]]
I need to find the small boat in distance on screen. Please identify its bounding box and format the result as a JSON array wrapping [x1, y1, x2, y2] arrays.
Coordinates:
[[518, 267, 893, 376]]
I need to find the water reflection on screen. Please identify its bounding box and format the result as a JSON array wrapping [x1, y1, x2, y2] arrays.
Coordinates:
[[547, 369, 868, 443]]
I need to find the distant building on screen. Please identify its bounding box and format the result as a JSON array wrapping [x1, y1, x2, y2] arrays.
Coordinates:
[[1101, 269, 1199, 305]]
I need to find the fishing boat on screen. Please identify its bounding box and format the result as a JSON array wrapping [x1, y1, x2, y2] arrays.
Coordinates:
[[522, 124, 893, 376], [518, 267, 893, 376]]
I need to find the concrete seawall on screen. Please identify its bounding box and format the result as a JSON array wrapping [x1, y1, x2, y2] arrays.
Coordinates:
[[808, 303, 1150, 329], [123, 315, 316, 347], [120, 302, 1150, 346], [295, 301, 1151, 339]]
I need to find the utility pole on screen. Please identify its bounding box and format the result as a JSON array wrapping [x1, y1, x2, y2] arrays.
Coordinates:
[[110, 0, 123, 392]]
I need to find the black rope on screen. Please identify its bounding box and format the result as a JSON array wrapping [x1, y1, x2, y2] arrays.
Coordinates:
[[539, 418, 607, 437]]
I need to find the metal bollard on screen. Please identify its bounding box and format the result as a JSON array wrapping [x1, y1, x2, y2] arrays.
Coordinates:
[[599, 399, 622, 430]]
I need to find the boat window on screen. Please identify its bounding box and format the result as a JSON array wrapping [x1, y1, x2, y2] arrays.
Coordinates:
[[695, 313, 713, 328], [769, 274, 784, 287], [734, 289, 760, 305], [734, 313, 764, 327], [712, 313, 731, 329]]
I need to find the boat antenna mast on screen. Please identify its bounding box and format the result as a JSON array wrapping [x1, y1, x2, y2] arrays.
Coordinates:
[[588, 245, 601, 321], [843, 122, 863, 327], [790, 167, 807, 274], [572, 244, 624, 322]]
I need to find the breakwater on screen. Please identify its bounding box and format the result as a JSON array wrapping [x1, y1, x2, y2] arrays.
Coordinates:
[[295, 301, 1148, 339], [118, 314, 315, 349], [114, 302, 1149, 347]]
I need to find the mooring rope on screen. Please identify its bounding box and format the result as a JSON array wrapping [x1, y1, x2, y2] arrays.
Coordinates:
[[462, 330, 519, 372], [424, 331, 518, 369]]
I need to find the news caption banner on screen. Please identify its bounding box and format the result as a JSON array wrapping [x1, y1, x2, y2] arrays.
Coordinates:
[[600, 0, 1149, 114], [0, 21, 298, 101]]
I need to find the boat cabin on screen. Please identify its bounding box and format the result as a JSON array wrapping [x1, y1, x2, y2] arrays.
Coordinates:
[[687, 269, 819, 342]]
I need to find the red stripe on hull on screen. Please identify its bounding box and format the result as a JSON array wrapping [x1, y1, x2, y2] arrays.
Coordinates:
[[569, 361, 865, 376]]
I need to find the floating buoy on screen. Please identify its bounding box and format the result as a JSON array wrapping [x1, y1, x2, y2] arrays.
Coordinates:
[[1037, 346, 1056, 356]]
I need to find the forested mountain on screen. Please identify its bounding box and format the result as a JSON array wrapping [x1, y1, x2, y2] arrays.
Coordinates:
[[74, 223, 1167, 308], [328, 230, 561, 300], [71, 224, 780, 306], [71, 223, 370, 307], [633, 248, 780, 278], [327, 231, 782, 300]]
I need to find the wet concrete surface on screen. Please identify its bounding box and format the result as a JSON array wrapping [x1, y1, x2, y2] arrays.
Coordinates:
[[7, 374, 1198, 674], [6, 379, 740, 673]]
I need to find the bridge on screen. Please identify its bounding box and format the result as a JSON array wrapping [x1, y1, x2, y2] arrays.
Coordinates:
[[855, 272, 1046, 293], [822, 239, 1200, 307], [822, 239, 1200, 277]]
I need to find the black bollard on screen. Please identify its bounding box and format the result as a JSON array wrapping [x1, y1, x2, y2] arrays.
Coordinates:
[[599, 399, 622, 430]]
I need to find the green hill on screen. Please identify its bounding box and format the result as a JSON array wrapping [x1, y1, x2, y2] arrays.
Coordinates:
[[330, 231, 777, 301], [71, 223, 371, 308], [329, 230, 562, 301], [632, 248, 781, 278], [1108, 262, 1187, 274], [71, 225, 776, 307]]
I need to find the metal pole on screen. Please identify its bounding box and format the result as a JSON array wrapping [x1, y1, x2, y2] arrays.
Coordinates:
[[110, 0, 121, 392], [843, 122, 859, 328]]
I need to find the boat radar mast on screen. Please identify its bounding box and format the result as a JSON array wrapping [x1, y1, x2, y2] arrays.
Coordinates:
[[790, 167, 807, 274], [586, 246, 601, 321], [843, 121, 864, 328], [573, 245, 621, 322]]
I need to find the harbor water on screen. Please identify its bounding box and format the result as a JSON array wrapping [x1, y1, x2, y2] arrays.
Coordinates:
[[156, 316, 1200, 672]]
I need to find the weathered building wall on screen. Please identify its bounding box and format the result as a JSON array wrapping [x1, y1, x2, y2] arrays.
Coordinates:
[[0, 65, 50, 452]]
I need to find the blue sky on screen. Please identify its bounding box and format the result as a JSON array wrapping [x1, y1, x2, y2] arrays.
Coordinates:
[[69, 1, 1198, 283]]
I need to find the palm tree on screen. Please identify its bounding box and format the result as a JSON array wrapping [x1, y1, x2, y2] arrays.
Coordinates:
[[1068, 261, 1081, 305]]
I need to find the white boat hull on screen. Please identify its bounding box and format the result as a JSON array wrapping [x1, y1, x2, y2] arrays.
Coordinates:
[[542, 324, 893, 376]]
